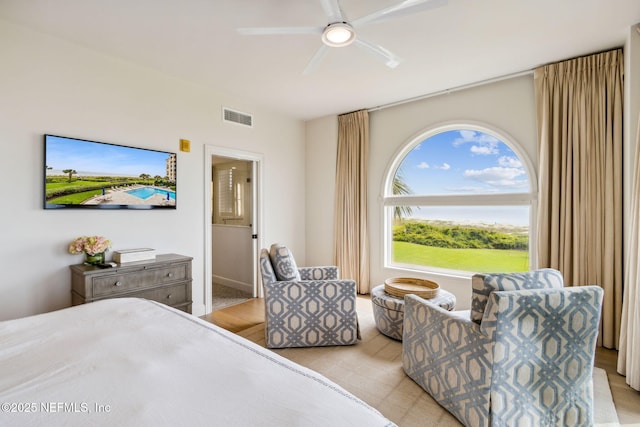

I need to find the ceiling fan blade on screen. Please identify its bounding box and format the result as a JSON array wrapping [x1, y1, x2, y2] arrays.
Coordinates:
[[352, 0, 447, 27], [303, 45, 330, 75], [319, 0, 345, 22], [237, 26, 322, 36], [355, 39, 402, 69]]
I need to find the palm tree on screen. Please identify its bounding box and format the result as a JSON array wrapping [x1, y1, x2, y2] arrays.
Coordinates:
[[392, 169, 414, 221], [62, 169, 77, 183]]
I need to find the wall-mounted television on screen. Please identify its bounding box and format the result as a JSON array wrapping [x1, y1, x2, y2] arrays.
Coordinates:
[[44, 134, 177, 210]]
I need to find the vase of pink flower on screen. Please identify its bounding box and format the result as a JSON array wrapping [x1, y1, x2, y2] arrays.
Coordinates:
[[68, 235, 112, 265]]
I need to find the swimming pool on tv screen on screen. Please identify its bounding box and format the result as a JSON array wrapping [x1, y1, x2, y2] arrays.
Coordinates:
[[127, 187, 176, 200]]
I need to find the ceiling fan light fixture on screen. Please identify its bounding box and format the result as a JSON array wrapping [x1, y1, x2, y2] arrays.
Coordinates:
[[322, 22, 356, 47]]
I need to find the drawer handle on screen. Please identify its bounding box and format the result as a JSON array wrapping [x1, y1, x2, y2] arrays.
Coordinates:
[[114, 281, 122, 287], [167, 294, 172, 299], [166, 273, 173, 278]]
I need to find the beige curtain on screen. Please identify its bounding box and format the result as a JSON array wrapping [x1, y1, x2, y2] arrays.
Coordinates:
[[534, 49, 623, 349], [618, 113, 640, 391], [334, 110, 370, 293]]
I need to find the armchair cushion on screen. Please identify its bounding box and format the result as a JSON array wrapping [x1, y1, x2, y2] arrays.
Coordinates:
[[470, 268, 563, 325], [269, 243, 301, 281]]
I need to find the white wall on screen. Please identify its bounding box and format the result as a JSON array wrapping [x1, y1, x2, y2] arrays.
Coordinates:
[[305, 116, 338, 264], [0, 20, 306, 320], [305, 76, 537, 308]]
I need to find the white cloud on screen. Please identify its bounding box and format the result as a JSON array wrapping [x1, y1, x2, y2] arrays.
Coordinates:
[[498, 156, 522, 168], [463, 166, 528, 189], [470, 144, 498, 155], [453, 130, 500, 146], [418, 162, 449, 170], [452, 130, 501, 156], [458, 130, 476, 141], [464, 167, 524, 180]]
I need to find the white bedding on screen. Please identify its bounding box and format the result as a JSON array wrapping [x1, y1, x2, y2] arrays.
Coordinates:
[[0, 298, 395, 426]]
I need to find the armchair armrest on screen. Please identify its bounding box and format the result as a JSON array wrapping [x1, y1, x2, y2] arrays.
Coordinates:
[[402, 294, 492, 427], [263, 279, 358, 348], [298, 266, 339, 280]]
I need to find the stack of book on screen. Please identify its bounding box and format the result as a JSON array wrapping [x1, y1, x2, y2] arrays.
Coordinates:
[[112, 248, 156, 263]]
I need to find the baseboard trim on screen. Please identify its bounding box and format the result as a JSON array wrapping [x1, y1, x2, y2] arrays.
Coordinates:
[[212, 275, 253, 294]]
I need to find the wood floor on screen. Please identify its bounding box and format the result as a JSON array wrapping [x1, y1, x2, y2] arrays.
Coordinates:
[[202, 296, 640, 425], [200, 297, 264, 333]]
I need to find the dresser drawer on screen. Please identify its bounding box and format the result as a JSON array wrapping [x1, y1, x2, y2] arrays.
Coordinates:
[[92, 264, 188, 297], [112, 283, 188, 307]]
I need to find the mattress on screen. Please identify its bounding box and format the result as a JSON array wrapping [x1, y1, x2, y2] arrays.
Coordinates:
[[0, 298, 395, 426]]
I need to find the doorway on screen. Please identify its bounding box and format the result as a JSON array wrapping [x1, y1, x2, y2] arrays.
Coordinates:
[[203, 146, 262, 315]]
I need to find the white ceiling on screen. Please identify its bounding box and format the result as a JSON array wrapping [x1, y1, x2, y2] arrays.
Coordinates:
[[1, 0, 639, 121]]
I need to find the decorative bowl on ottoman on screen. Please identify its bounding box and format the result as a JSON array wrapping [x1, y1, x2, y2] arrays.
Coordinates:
[[384, 277, 440, 299]]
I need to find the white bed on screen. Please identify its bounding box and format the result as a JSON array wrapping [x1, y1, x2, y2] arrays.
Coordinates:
[[0, 298, 395, 426]]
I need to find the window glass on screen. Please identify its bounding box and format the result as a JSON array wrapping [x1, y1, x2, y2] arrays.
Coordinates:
[[386, 128, 533, 274], [398, 130, 529, 196]]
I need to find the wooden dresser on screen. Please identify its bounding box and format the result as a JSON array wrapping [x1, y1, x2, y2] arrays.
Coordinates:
[[70, 253, 193, 314]]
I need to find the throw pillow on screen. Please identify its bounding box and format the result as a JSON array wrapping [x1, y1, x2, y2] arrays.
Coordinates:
[[470, 268, 563, 324], [259, 249, 278, 285], [269, 243, 301, 281]]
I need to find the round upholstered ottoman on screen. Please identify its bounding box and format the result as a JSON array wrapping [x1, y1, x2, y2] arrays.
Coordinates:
[[371, 284, 456, 341]]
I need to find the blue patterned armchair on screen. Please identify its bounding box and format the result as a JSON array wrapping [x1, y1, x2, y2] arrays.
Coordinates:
[[259, 244, 360, 348], [402, 269, 604, 427]]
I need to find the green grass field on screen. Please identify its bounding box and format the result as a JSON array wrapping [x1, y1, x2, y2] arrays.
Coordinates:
[[47, 189, 103, 204], [46, 180, 111, 189], [393, 241, 529, 273]]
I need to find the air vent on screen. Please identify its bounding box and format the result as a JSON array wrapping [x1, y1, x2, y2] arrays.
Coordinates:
[[223, 107, 253, 128]]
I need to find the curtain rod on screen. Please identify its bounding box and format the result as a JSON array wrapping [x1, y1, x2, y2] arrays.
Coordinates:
[[367, 69, 534, 113]]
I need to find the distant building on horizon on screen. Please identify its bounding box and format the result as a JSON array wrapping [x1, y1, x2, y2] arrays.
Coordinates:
[[166, 154, 177, 183]]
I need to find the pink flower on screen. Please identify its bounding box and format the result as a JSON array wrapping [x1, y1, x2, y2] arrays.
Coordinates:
[[68, 236, 112, 255]]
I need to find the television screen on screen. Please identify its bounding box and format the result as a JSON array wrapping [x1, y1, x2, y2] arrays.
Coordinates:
[[44, 134, 177, 209]]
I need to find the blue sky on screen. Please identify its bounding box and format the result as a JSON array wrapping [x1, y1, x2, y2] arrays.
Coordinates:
[[398, 129, 529, 195], [45, 136, 171, 177], [395, 130, 531, 226]]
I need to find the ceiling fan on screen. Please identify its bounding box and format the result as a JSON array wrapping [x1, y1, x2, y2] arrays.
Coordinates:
[[237, 0, 447, 75]]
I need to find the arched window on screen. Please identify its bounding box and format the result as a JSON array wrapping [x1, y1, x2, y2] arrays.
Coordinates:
[[383, 124, 536, 275]]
